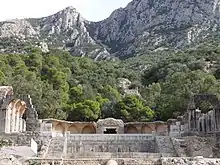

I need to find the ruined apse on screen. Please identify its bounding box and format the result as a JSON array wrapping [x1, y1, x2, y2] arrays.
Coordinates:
[[0, 86, 27, 133], [0, 86, 39, 133]]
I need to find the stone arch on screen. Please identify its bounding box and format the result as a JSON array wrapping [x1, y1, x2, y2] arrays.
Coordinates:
[[81, 125, 96, 134], [0, 86, 13, 98], [5, 89, 13, 96], [54, 123, 65, 135], [67, 125, 79, 134], [15, 100, 22, 110], [126, 125, 138, 134], [19, 103, 26, 116], [5, 99, 27, 133], [14, 100, 26, 116], [141, 125, 153, 134]]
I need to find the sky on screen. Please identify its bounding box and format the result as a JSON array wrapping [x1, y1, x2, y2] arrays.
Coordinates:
[[0, 0, 132, 22]]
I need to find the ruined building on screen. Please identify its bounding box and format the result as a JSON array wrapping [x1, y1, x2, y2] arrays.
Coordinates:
[[0, 86, 39, 134], [0, 86, 220, 165]]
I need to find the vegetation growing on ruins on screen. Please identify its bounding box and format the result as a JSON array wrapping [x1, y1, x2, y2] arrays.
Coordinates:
[[1, 40, 220, 121]]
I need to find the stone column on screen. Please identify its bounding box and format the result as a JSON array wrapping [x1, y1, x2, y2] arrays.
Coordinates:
[[15, 111, 20, 132], [188, 111, 191, 131], [10, 107, 16, 132], [22, 120, 26, 132], [5, 108, 11, 133], [216, 110, 220, 132], [19, 118, 23, 132], [211, 110, 216, 132]]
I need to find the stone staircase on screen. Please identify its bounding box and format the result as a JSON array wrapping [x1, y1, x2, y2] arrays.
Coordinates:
[[155, 136, 176, 156], [46, 137, 65, 158]]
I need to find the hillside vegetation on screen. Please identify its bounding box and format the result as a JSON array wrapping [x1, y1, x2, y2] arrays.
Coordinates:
[[1, 41, 220, 121]]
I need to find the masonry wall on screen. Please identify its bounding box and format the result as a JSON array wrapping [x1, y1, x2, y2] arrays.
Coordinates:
[[65, 134, 156, 155], [0, 109, 6, 132]]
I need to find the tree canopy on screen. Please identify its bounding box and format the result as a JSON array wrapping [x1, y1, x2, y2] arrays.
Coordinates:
[[2, 40, 220, 121]]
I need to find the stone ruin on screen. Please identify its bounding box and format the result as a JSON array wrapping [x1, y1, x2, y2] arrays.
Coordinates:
[[0, 86, 220, 164], [0, 86, 39, 134]]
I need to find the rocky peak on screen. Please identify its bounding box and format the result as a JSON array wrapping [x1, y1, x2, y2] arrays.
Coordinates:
[[40, 6, 86, 35]]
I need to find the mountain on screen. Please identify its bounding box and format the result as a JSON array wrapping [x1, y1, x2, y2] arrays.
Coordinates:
[[91, 0, 220, 58], [0, 7, 110, 60], [1, 0, 220, 59]]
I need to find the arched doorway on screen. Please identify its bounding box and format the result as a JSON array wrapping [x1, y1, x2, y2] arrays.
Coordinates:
[[54, 123, 65, 137], [126, 126, 138, 134], [141, 125, 153, 134], [67, 125, 79, 134], [81, 125, 96, 134]]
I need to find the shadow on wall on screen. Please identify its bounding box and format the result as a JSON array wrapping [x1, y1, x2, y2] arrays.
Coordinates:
[[53, 122, 96, 135], [81, 125, 96, 134], [126, 125, 139, 134]]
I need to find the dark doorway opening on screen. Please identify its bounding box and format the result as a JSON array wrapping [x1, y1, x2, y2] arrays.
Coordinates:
[[104, 128, 117, 134]]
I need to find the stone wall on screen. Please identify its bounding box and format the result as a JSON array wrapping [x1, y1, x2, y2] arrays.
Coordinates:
[[43, 134, 157, 159], [96, 118, 124, 134], [161, 157, 220, 165], [125, 122, 168, 135], [185, 136, 215, 157], [25, 158, 162, 165], [155, 136, 176, 156]]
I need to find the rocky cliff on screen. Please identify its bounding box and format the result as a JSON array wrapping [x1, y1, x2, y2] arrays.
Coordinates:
[[1, 0, 220, 59], [91, 0, 220, 58]]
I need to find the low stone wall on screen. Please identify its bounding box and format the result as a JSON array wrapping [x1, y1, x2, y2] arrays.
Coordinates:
[[25, 158, 162, 165], [66, 152, 164, 159], [0, 132, 41, 146]]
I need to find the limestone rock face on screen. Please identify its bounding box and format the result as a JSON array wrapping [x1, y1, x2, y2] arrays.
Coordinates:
[[117, 78, 141, 96], [92, 0, 220, 57], [38, 6, 94, 46], [2, 0, 220, 59], [0, 19, 38, 39], [0, 7, 110, 59]]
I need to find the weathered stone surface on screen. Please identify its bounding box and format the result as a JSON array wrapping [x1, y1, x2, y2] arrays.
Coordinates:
[[0, 86, 13, 99], [161, 157, 220, 165], [185, 136, 215, 158], [106, 160, 118, 165], [0, 153, 22, 165], [0, 19, 38, 39], [117, 78, 141, 96], [97, 118, 124, 128]]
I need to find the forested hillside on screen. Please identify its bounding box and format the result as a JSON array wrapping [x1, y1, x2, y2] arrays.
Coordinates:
[[1, 40, 220, 122]]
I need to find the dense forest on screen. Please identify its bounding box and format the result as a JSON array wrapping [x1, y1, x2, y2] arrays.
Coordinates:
[[1, 40, 220, 122]]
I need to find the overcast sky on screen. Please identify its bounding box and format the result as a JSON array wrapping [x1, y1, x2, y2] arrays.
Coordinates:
[[0, 0, 132, 22]]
